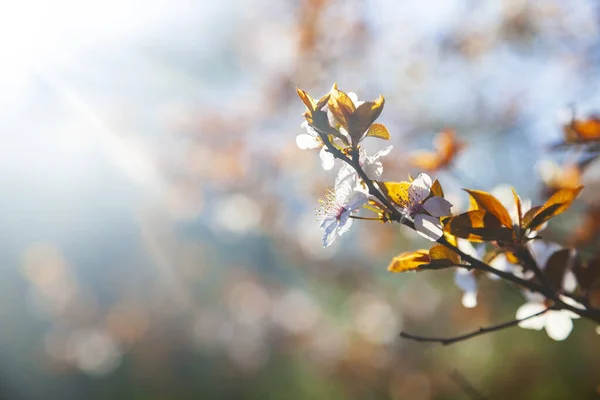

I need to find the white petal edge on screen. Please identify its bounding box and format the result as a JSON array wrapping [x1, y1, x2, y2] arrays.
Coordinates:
[[320, 147, 335, 170], [409, 173, 432, 203], [414, 214, 443, 242], [516, 302, 547, 330], [296, 134, 320, 150], [423, 196, 453, 217], [545, 311, 574, 341]]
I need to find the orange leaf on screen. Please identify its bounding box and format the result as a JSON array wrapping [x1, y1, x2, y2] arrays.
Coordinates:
[[388, 250, 430, 272], [429, 244, 461, 265], [526, 186, 584, 231], [365, 123, 390, 140], [464, 189, 514, 229], [442, 210, 513, 243], [296, 88, 316, 112]]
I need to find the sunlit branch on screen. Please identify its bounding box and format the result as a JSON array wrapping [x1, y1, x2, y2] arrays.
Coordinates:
[[400, 306, 554, 346], [310, 121, 600, 325]]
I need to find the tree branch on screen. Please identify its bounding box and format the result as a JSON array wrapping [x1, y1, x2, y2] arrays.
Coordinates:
[[310, 120, 600, 325], [400, 306, 553, 346]]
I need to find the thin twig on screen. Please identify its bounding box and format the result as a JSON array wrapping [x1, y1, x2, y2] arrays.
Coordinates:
[[399, 306, 553, 346], [449, 369, 489, 400]]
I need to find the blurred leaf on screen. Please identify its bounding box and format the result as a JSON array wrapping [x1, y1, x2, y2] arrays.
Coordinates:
[[526, 186, 583, 231], [574, 257, 600, 293], [544, 249, 571, 291]]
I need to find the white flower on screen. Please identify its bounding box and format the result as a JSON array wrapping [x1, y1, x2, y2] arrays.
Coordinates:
[[335, 146, 393, 190], [297, 121, 335, 170], [317, 180, 368, 247], [396, 173, 453, 241], [454, 240, 480, 308], [516, 295, 583, 341]]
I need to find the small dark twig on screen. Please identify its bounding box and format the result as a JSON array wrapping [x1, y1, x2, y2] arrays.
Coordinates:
[[449, 369, 489, 400], [400, 306, 553, 346]]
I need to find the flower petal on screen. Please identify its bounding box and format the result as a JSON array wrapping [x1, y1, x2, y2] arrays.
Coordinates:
[[516, 302, 547, 330], [372, 145, 393, 159], [296, 133, 320, 149], [414, 214, 443, 241], [409, 173, 432, 203], [345, 191, 368, 211], [423, 196, 453, 217], [545, 311, 574, 341], [337, 215, 354, 236], [319, 147, 335, 170], [321, 217, 339, 247]]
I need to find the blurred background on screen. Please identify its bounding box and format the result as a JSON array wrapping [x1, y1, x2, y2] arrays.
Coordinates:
[[1, 0, 600, 398]]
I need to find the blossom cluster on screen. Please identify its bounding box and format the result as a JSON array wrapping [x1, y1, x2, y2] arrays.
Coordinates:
[[296, 84, 599, 342]]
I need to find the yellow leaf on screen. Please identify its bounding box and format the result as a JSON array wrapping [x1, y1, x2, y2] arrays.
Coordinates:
[[377, 181, 410, 206], [526, 186, 584, 231], [365, 123, 390, 140], [388, 250, 430, 272], [328, 87, 356, 132], [429, 244, 461, 265], [464, 189, 514, 229], [442, 210, 513, 243], [348, 96, 385, 144], [409, 151, 439, 171]]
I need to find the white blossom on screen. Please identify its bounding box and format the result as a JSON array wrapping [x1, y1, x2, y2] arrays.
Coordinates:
[[396, 173, 453, 241], [297, 121, 335, 170], [317, 179, 368, 247], [335, 146, 393, 190], [516, 295, 583, 341]]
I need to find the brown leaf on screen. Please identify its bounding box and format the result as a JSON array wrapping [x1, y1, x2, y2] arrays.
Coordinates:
[[574, 257, 600, 293], [544, 249, 571, 291], [526, 186, 584, 231], [442, 210, 513, 242], [464, 189, 514, 229]]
